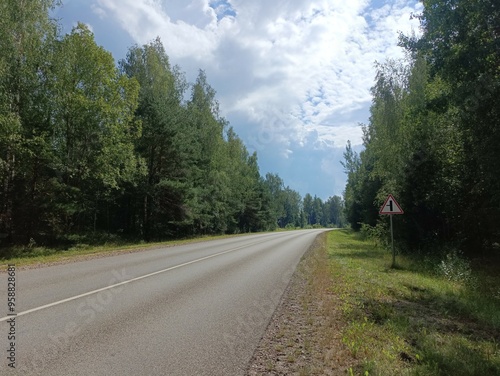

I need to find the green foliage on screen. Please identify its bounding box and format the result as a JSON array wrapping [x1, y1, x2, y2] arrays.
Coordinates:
[[0, 2, 339, 251], [0, 0, 60, 245], [329, 230, 500, 376], [263, 173, 303, 228], [437, 250, 476, 287], [47, 24, 142, 234], [262, 173, 345, 229], [344, 0, 500, 255], [342, 139, 381, 231], [120, 38, 193, 239]]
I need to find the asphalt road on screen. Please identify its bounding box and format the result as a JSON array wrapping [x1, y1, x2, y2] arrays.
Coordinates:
[[0, 229, 327, 375]]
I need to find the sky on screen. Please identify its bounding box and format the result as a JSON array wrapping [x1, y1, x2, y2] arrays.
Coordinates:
[[53, 0, 423, 200]]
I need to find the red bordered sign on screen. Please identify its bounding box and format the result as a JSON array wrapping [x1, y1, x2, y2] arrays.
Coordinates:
[[379, 194, 404, 215]]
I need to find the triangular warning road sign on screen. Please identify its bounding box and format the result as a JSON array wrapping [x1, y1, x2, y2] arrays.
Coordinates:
[[379, 194, 404, 215]]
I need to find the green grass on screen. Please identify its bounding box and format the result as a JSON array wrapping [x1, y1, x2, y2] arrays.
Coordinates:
[[328, 230, 500, 376], [0, 233, 251, 269], [1, 228, 321, 269]]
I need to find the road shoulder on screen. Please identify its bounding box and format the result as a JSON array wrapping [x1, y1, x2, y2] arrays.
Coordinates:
[[246, 231, 357, 375]]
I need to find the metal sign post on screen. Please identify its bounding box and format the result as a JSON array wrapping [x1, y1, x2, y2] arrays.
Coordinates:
[[379, 195, 404, 268], [390, 214, 394, 267]]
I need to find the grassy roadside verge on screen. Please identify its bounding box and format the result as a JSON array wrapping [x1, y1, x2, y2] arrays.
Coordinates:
[[0, 233, 252, 270], [247, 231, 359, 375], [329, 230, 500, 375]]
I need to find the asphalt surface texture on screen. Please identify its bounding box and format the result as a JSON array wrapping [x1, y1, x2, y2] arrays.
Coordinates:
[[0, 229, 327, 375]]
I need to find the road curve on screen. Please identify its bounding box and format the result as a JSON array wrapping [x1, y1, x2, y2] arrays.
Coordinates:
[[0, 229, 328, 375]]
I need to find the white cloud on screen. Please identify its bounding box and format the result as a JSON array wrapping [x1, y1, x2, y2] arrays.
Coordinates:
[[96, 0, 228, 60], [92, 0, 422, 196], [91, 4, 107, 19]]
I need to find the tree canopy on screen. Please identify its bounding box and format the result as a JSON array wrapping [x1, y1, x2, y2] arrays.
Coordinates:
[[0, 1, 344, 252], [344, 0, 500, 254]]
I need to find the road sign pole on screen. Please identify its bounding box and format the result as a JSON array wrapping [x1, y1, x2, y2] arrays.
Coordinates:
[[379, 194, 403, 268], [390, 214, 395, 268]]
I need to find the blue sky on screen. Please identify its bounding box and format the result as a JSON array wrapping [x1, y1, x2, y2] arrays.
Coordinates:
[[53, 0, 422, 200]]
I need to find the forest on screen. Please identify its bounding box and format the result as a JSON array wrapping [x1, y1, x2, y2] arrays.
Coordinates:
[[343, 0, 500, 254], [0, 0, 344, 252]]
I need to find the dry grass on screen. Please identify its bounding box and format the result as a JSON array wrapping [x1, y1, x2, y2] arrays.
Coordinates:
[[248, 229, 500, 375], [247, 231, 359, 375], [0, 233, 252, 270]]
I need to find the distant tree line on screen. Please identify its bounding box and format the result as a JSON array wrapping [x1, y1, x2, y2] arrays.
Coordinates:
[[264, 173, 345, 229], [343, 0, 500, 254], [0, 1, 344, 250]]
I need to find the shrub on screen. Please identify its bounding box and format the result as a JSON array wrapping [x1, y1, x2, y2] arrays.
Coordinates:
[[438, 250, 476, 287]]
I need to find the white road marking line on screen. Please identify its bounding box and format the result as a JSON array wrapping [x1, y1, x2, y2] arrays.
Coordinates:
[[0, 240, 270, 322]]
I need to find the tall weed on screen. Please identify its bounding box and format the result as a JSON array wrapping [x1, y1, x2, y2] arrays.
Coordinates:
[[437, 250, 477, 288]]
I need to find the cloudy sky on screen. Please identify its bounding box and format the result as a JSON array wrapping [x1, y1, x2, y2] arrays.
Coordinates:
[[54, 0, 422, 200]]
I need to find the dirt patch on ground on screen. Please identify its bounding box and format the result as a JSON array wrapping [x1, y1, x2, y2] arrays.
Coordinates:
[[246, 232, 358, 375]]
